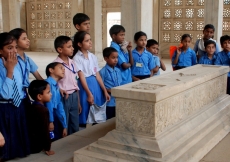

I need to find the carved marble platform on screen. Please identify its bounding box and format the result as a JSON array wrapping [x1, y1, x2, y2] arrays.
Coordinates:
[[74, 65, 230, 162]]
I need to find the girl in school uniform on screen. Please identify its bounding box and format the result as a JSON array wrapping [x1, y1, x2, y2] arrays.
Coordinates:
[[131, 31, 155, 81], [0, 32, 30, 161], [72, 31, 110, 126], [172, 34, 197, 70]]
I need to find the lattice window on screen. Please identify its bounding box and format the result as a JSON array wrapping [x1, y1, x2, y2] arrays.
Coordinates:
[[223, 21, 230, 31], [197, 21, 204, 30], [174, 34, 181, 42], [223, 8, 230, 17], [186, 0, 194, 6], [224, 0, 230, 5], [164, 0, 171, 6], [174, 21, 182, 30], [197, 34, 203, 39], [175, 0, 182, 6], [197, 9, 204, 17], [185, 9, 194, 18], [164, 9, 171, 18], [198, 0, 204, 6], [175, 9, 182, 18], [163, 33, 170, 42], [185, 21, 193, 30], [163, 21, 171, 30]]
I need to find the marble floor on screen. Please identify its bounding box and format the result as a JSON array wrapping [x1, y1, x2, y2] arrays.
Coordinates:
[[8, 52, 230, 162]]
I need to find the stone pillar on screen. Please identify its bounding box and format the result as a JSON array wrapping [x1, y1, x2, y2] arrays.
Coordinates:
[[152, 0, 159, 41], [204, 0, 223, 44], [2, 0, 20, 31], [121, 0, 153, 42], [71, 0, 84, 35], [84, 0, 103, 61]]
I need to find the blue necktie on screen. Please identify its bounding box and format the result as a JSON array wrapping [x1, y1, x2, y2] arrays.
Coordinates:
[[12, 76, 21, 107]]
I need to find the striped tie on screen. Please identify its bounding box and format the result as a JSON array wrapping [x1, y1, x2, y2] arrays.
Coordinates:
[[12, 76, 21, 107]]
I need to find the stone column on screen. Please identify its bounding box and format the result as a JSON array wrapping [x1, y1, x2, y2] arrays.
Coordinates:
[[84, 0, 103, 61], [71, 0, 84, 35], [204, 0, 223, 44], [121, 0, 153, 42], [2, 0, 21, 31]]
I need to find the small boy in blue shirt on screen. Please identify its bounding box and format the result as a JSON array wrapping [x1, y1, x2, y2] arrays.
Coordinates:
[[109, 25, 133, 85], [198, 40, 216, 65], [214, 35, 230, 94], [146, 39, 166, 76], [99, 47, 122, 119], [45, 62, 67, 141]]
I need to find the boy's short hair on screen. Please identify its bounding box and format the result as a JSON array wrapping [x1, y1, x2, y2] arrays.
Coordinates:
[[28, 80, 49, 101], [204, 40, 216, 48], [9, 28, 26, 40], [45, 62, 62, 77], [134, 31, 147, 41], [220, 35, 230, 45], [146, 39, 159, 48], [204, 24, 215, 32], [54, 36, 72, 53], [73, 13, 90, 27], [109, 25, 125, 37], [103, 47, 117, 58]]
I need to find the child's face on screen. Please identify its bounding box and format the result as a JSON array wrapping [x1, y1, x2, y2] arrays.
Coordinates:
[[203, 28, 214, 40], [78, 34, 92, 51], [17, 32, 30, 50], [147, 44, 159, 56], [205, 44, 216, 55], [51, 64, 65, 79], [221, 39, 230, 52], [75, 20, 90, 32], [181, 37, 191, 49], [0, 40, 17, 59], [58, 40, 74, 57], [135, 36, 147, 48], [39, 84, 52, 103], [112, 31, 125, 44], [104, 52, 118, 67]]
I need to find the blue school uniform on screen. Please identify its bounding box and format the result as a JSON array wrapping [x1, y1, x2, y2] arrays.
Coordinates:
[[17, 53, 38, 88], [45, 77, 67, 140], [99, 64, 122, 107], [110, 41, 132, 85], [172, 47, 196, 68], [194, 39, 221, 58], [198, 54, 216, 65], [131, 48, 155, 77], [0, 58, 30, 160], [152, 55, 161, 76]]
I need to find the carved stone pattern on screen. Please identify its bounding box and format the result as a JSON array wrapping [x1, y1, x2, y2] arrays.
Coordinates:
[[197, 34, 203, 39], [174, 34, 181, 42], [116, 100, 155, 135], [164, 0, 171, 6], [223, 21, 230, 31], [155, 75, 227, 134], [51, 3, 56, 9], [58, 2, 64, 9], [65, 2, 71, 9], [44, 12, 49, 20], [37, 13, 42, 20], [197, 21, 204, 30], [175, 0, 182, 6], [37, 4, 41, 10], [175, 9, 182, 18], [65, 31, 71, 37], [164, 9, 171, 18], [51, 31, 56, 38], [163, 21, 171, 30], [51, 12, 56, 19], [185, 9, 194, 18], [223, 8, 230, 17], [65, 12, 71, 19], [185, 21, 193, 30], [51, 22, 56, 29], [198, 0, 204, 5], [58, 22, 63, 28], [31, 4, 35, 10], [65, 22, 71, 29], [58, 31, 64, 36], [44, 31, 49, 38], [132, 83, 165, 90], [31, 31, 36, 38], [44, 22, 49, 29], [224, 0, 230, 5], [31, 13, 35, 20], [37, 31, 43, 38], [57, 12, 63, 19], [174, 21, 182, 30], [31, 22, 36, 29], [37, 22, 42, 29], [44, 3, 49, 10], [163, 33, 170, 42], [186, 0, 194, 5], [197, 9, 204, 17]]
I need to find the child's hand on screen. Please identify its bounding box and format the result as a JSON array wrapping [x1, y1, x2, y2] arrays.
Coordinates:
[[0, 132, 5, 147], [78, 104, 82, 114], [2, 52, 17, 73], [45, 150, 55, 156], [87, 93, 94, 105], [104, 91, 110, 101], [62, 128, 67, 137], [177, 47, 181, 56], [60, 89, 69, 99], [126, 41, 132, 52], [49, 122, 54, 131]]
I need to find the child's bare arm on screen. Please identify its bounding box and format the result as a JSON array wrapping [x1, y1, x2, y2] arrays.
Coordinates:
[[160, 59, 166, 71], [32, 71, 43, 80]]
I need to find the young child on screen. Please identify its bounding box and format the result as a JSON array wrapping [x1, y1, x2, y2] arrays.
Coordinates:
[[172, 34, 196, 70], [0, 32, 30, 161], [214, 35, 230, 94], [28, 80, 54, 156], [131, 31, 155, 81], [99, 47, 122, 119], [72, 31, 110, 126], [146, 39, 166, 76], [73, 13, 90, 32], [198, 40, 216, 65], [193, 24, 220, 61], [45, 62, 67, 140], [109, 25, 133, 85], [53, 36, 81, 135]]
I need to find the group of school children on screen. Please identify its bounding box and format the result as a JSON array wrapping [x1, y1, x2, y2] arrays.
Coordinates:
[[0, 12, 230, 161]]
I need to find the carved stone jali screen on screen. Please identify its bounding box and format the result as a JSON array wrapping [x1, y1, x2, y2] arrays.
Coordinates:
[[74, 65, 230, 162], [26, 0, 74, 52]]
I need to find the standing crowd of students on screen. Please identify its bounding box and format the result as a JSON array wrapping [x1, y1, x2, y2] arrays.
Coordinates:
[[0, 12, 230, 161]]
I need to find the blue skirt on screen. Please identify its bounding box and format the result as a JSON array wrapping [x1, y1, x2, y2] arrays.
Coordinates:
[[78, 75, 105, 124], [0, 101, 30, 160]]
